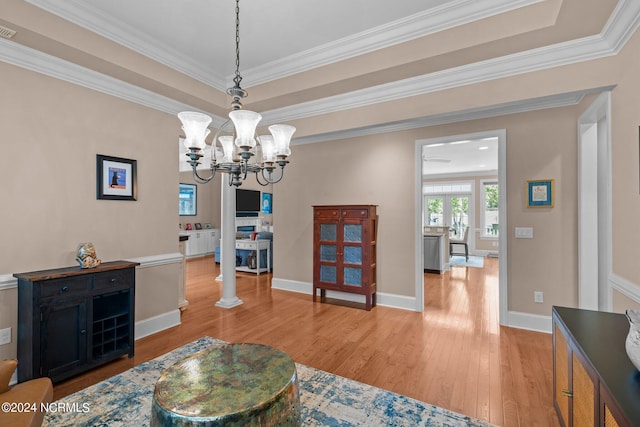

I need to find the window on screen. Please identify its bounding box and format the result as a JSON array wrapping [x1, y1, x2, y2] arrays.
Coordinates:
[[481, 181, 499, 237], [423, 181, 472, 238]]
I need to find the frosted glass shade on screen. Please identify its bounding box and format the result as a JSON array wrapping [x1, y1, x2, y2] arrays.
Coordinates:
[[259, 135, 276, 163], [269, 124, 296, 157], [178, 111, 212, 150], [229, 110, 261, 149], [218, 136, 235, 163]]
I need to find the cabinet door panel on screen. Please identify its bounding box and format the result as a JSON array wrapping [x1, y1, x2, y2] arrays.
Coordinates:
[[320, 265, 337, 283], [604, 404, 621, 427], [572, 352, 595, 426], [343, 224, 362, 242], [320, 245, 337, 262], [554, 324, 570, 427], [40, 298, 87, 380], [320, 224, 337, 241], [343, 267, 362, 286], [343, 246, 362, 265]]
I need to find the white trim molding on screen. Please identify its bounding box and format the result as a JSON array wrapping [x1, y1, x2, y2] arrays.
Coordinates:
[[0, 274, 17, 291], [610, 273, 640, 304], [126, 252, 183, 268], [134, 309, 181, 340], [271, 278, 417, 312], [0, 38, 227, 129], [26, 0, 542, 89], [0, 253, 183, 291]]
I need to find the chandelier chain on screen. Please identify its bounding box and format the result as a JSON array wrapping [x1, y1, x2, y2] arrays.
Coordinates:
[[232, 0, 242, 89]]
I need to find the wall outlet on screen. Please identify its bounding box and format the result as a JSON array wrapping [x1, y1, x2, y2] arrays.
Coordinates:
[[0, 327, 11, 345], [534, 291, 544, 304]]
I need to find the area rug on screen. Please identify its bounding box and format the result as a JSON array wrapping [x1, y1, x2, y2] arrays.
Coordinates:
[[44, 337, 494, 427], [450, 255, 484, 268]]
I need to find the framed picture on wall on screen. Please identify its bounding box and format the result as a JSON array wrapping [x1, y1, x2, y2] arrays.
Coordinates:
[[179, 183, 197, 216], [262, 192, 272, 214], [96, 154, 137, 201], [527, 179, 554, 208]]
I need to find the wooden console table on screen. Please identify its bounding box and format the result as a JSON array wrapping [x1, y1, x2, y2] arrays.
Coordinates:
[[553, 306, 640, 426], [15, 260, 138, 383]]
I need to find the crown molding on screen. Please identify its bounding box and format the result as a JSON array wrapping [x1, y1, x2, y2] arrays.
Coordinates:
[[602, 0, 640, 52], [25, 0, 228, 91], [0, 38, 227, 128], [0, 38, 183, 115], [291, 88, 614, 145], [243, 0, 542, 86], [3, 1, 639, 141], [26, 0, 540, 89], [260, 0, 639, 124]]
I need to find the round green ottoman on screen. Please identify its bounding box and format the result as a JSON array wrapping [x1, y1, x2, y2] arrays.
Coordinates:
[[150, 343, 300, 427]]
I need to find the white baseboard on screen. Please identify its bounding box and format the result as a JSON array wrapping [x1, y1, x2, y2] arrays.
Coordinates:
[[271, 278, 417, 311], [505, 310, 552, 333], [135, 309, 181, 340], [377, 292, 417, 311]]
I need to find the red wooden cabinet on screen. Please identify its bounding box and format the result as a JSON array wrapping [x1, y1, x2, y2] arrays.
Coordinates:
[[312, 205, 377, 310]]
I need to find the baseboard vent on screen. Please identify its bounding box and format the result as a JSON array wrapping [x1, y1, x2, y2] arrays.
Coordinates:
[[0, 25, 16, 40], [488, 252, 499, 258]]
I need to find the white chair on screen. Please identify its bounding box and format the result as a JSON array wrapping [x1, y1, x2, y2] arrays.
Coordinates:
[[449, 227, 469, 261]]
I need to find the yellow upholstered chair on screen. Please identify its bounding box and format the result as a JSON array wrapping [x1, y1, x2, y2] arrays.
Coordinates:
[[0, 359, 53, 427]]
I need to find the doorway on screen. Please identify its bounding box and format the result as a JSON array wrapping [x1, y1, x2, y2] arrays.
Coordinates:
[[414, 130, 507, 325], [578, 91, 612, 310]]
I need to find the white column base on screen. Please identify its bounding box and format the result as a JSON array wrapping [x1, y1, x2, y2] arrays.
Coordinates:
[[215, 297, 243, 308]]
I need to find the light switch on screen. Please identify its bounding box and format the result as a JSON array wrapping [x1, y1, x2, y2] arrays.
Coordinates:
[[0, 327, 11, 345], [515, 227, 534, 238]]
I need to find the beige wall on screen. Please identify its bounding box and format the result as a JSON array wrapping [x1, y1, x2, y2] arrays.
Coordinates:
[[275, 106, 580, 316], [272, 20, 640, 321], [610, 28, 640, 288], [0, 62, 180, 359], [613, 290, 640, 313], [0, 11, 638, 361]]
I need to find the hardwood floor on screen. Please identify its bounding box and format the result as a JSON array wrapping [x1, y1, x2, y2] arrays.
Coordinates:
[[53, 256, 559, 426]]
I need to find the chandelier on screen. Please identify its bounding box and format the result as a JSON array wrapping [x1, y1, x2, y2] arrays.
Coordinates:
[[177, 0, 295, 187]]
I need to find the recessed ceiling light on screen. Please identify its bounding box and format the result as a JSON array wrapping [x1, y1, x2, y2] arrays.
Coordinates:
[[450, 140, 470, 145], [426, 143, 445, 148], [478, 146, 489, 150]]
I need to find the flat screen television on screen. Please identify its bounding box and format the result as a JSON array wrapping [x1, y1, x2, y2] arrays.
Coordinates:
[[236, 189, 261, 213]]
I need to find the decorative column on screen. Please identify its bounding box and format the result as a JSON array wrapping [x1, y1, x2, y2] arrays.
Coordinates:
[[215, 174, 243, 308], [215, 177, 224, 282]]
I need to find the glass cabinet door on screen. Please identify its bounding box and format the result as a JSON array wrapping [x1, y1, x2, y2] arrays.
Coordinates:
[[343, 223, 363, 287], [319, 223, 337, 284]]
